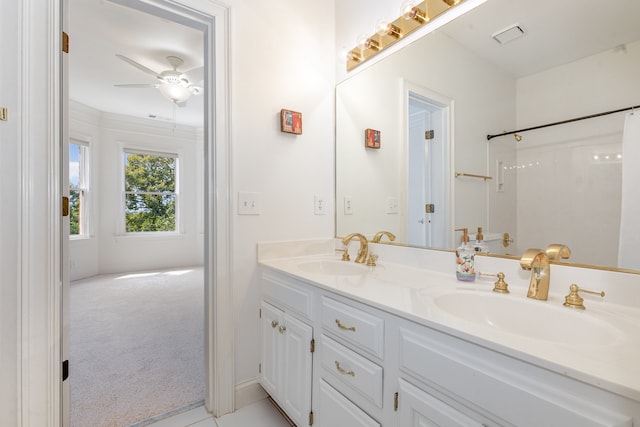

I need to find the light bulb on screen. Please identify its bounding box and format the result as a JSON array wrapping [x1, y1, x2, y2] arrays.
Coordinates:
[[401, 2, 428, 23]]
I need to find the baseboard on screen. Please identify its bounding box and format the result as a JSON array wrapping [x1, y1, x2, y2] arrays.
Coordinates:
[[235, 378, 268, 410]]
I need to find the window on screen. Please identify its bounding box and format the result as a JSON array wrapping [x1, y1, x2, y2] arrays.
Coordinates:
[[69, 140, 90, 237], [124, 150, 178, 233]]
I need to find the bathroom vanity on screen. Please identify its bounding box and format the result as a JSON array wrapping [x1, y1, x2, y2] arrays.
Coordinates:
[[258, 241, 640, 427]]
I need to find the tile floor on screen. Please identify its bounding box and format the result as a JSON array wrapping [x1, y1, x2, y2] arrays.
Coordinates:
[[146, 398, 291, 427]]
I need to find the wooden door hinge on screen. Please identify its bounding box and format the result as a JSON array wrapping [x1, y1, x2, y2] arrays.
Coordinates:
[[394, 392, 399, 411], [62, 196, 69, 217], [425, 129, 434, 140], [62, 32, 69, 53], [310, 338, 315, 353], [309, 411, 314, 425]]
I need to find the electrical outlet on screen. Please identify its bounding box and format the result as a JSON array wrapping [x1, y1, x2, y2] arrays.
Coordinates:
[[314, 195, 326, 215], [344, 196, 353, 215], [238, 192, 261, 215], [387, 197, 399, 214]]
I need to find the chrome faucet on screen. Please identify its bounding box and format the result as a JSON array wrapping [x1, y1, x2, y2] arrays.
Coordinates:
[[520, 248, 550, 300], [341, 233, 369, 264], [372, 231, 396, 243]]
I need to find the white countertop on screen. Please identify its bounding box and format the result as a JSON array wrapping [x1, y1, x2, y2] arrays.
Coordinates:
[[259, 253, 640, 403]]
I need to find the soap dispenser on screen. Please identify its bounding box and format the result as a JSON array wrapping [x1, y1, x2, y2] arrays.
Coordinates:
[[455, 228, 476, 282], [474, 227, 490, 254]]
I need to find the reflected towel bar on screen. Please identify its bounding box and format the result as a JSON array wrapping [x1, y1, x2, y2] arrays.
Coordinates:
[[455, 172, 492, 181], [487, 103, 640, 141]]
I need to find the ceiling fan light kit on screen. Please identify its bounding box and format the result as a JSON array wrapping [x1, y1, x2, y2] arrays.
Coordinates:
[[114, 54, 204, 106]]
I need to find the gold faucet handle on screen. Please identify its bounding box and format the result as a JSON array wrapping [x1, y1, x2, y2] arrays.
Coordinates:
[[479, 272, 509, 293], [563, 284, 605, 310], [338, 246, 350, 261], [366, 254, 378, 266]]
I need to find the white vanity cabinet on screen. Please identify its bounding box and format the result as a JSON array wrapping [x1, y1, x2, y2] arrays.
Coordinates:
[[259, 265, 640, 427], [260, 272, 314, 427]]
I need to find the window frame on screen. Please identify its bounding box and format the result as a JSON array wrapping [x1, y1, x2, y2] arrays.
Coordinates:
[[69, 137, 92, 239], [120, 147, 181, 236]]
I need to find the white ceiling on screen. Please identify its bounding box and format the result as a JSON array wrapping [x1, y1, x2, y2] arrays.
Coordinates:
[[442, 0, 640, 78], [70, 0, 640, 128]]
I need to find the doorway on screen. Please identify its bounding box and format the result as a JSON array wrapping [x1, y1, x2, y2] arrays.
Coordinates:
[[60, 0, 234, 425], [406, 89, 452, 248], [67, 1, 205, 425]]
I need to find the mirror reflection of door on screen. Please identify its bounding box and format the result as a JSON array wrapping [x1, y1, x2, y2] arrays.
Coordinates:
[[407, 93, 449, 248]]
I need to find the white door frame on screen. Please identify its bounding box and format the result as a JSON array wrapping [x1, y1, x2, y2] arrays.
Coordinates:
[[402, 79, 454, 249], [17, 0, 233, 425]]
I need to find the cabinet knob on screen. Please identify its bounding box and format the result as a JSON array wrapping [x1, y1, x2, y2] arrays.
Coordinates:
[[278, 325, 287, 334], [271, 320, 279, 328]]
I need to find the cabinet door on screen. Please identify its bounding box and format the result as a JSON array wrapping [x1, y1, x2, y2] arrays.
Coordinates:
[[399, 379, 484, 427], [281, 312, 313, 427], [317, 380, 380, 427], [260, 301, 282, 397]]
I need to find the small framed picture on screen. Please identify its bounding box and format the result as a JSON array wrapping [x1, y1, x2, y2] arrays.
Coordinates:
[[365, 128, 381, 149], [280, 109, 302, 135]]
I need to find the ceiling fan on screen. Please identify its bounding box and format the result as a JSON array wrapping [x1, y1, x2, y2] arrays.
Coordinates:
[[114, 54, 203, 107]]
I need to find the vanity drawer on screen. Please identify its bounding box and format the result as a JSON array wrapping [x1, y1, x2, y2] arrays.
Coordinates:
[[321, 334, 383, 408], [321, 296, 384, 359], [262, 271, 313, 320], [318, 380, 380, 427]]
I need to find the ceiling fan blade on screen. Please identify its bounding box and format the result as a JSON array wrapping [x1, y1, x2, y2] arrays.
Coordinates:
[[114, 83, 160, 88], [183, 66, 204, 84], [116, 54, 161, 79]]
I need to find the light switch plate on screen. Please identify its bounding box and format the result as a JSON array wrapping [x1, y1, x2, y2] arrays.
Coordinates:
[[344, 196, 353, 215], [238, 192, 261, 215], [314, 195, 326, 215], [386, 197, 399, 214]]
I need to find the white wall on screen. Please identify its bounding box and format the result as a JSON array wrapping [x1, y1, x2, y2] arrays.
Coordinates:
[[225, 0, 336, 390], [69, 102, 204, 280], [515, 40, 640, 265]]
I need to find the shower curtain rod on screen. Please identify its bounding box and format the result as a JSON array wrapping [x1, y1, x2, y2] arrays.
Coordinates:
[[486, 103, 640, 141]]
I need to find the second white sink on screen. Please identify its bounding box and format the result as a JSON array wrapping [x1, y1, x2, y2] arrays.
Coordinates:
[[433, 291, 621, 348]]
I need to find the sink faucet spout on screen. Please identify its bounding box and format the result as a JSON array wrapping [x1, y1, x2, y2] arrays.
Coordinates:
[[342, 233, 369, 264], [520, 249, 551, 301]]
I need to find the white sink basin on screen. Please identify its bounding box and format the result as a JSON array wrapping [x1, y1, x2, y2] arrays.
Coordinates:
[[433, 291, 619, 347], [297, 260, 367, 276]]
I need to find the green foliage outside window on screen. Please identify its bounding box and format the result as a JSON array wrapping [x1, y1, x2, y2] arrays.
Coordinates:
[[69, 186, 80, 235], [125, 153, 176, 232]]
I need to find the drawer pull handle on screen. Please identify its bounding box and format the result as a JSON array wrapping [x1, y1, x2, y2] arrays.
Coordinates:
[[271, 320, 279, 328], [278, 325, 287, 334], [335, 361, 355, 377], [335, 319, 356, 332]]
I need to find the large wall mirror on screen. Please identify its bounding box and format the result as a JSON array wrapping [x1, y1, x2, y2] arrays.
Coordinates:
[[336, 0, 640, 272]]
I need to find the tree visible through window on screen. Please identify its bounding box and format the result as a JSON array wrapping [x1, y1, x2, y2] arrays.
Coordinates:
[[124, 151, 177, 233], [69, 141, 89, 236]]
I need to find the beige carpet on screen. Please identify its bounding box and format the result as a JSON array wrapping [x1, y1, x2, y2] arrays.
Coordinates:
[[70, 267, 205, 427]]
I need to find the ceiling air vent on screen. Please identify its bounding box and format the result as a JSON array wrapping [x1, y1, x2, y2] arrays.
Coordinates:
[[492, 24, 525, 45]]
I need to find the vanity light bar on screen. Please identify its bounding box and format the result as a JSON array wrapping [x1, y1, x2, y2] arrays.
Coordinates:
[[346, 0, 479, 71]]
